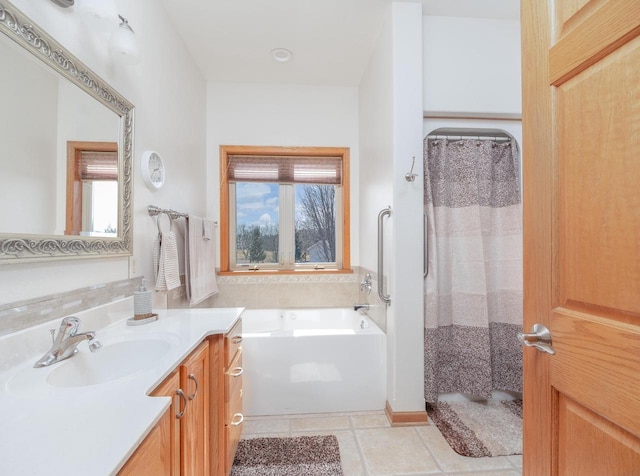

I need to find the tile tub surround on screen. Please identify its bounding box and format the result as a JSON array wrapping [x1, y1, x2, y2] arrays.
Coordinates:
[[0, 298, 243, 475], [203, 271, 360, 309], [242, 412, 523, 476], [0, 277, 143, 336]]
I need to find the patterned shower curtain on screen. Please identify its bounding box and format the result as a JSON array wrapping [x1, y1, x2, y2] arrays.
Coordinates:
[[423, 138, 523, 403]]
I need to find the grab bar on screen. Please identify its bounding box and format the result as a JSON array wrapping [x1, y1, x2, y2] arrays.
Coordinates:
[[377, 207, 391, 305]]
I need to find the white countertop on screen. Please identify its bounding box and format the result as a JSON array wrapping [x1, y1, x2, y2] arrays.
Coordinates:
[[0, 298, 244, 476]]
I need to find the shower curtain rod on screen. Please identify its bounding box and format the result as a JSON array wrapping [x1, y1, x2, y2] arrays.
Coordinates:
[[423, 110, 522, 121], [426, 127, 514, 141]]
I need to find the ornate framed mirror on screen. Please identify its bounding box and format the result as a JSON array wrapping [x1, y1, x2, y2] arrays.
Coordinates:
[[0, 1, 134, 262]]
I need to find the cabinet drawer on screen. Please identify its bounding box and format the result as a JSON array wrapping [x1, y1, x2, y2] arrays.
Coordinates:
[[225, 349, 243, 409], [224, 384, 243, 475], [224, 318, 242, 366]]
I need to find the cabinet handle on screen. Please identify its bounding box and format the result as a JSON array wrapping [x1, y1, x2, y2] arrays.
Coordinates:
[[187, 373, 199, 401], [230, 413, 244, 427], [176, 389, 187, 419], [229, 367, 243, 377], [231, 336, 243, 344]]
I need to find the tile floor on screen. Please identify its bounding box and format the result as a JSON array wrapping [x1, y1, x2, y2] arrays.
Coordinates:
[[242, 411, 522, 476]]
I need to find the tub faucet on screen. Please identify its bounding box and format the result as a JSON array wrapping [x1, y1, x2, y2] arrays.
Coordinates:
[[354, 303, 370, 312], [34, 316, 98, 368]]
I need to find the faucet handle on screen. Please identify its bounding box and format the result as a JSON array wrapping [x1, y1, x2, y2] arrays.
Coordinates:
[[58, 316, 80, 338]]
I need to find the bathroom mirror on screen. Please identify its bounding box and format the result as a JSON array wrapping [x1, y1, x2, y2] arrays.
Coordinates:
[[0, 2, 134, 261]]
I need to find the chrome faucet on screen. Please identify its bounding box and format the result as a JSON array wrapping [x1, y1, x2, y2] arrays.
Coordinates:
[[354, 303, 370, 312], [34, 316, 98, 368]]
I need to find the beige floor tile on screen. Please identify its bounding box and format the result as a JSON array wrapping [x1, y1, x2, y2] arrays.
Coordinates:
[[416, 425, 514, 473], [446, 471, 521, 476], [240, 432, 291, 440], [350, 413, 391, 429], [508, 454, 523, 468], [289, 415, 351, 432], [242, 418, 290, 434], [332, 430, 366, 476], [356, 427, 440, 475]]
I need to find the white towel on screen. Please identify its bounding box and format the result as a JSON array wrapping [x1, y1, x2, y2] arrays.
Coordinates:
[[185, 215, 219, 306], [155, 231, 181, 291]]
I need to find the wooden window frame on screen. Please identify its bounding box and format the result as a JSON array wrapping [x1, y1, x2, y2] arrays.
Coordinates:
[[219, 145, 351, 275]]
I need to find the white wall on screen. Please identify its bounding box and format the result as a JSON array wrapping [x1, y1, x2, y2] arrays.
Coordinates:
[[423, 16, 521, 115], [388, 2, 425, 413], [1, 0, 206, 305], [358, 11, 393, 276], [206, 82, 360, 264], [359, 2, 425, 413]]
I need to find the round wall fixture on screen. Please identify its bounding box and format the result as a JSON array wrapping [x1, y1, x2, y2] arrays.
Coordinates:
[[271, 48, 293, 62], [50, 0, 74, 6], [141, 151, 165, 190]]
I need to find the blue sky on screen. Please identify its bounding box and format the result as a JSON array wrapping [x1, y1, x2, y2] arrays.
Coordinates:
[[235, 182, 311, 229], [235, 182, 279, 228]]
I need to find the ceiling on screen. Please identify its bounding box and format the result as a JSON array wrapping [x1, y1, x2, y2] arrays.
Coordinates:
[[161, 0, 519, 87]]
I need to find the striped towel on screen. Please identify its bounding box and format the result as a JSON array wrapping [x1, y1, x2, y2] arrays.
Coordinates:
[[185, 215, 219, 305], [155, 231, 181, 291], [152, 233, 161, 283]]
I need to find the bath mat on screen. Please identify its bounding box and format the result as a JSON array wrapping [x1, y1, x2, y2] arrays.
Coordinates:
[[231, 435, 343, 475], [426, 399, 522, 458]]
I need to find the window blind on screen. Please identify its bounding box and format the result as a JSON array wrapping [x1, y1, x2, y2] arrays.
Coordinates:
[[227, 155, 342, 185], [79, 150, 118, 181]]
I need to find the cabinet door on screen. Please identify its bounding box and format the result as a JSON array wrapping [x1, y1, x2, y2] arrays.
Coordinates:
[[180, 341, 210, 476], [151, 369, 182, 476], [118, 408, 171, 476]]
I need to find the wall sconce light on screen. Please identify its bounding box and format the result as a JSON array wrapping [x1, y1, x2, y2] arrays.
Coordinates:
[[109, 15, 141, 65]]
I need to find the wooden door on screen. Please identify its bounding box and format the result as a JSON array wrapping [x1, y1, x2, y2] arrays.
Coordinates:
[[181, 341, 210, 476], [522, 0, 640, 474]]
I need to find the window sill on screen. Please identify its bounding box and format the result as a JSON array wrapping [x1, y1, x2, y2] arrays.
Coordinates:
[[218, 268, 353, 277]]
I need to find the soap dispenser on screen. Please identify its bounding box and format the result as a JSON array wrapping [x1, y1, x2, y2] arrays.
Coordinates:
[[129, 278, 157, 325]]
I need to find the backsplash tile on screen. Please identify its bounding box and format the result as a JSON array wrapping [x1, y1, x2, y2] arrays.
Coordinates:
[[0, 277, 142, 336]]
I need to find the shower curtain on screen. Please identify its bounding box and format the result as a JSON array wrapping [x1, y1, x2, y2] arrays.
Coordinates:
[[423, 138, 523, 403]]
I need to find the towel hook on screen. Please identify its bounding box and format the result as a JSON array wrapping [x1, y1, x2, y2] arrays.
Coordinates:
[[405, 156, 418, 182], [156, 212, 172, 234]]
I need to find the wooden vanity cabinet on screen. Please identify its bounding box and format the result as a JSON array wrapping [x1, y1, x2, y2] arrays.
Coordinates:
[[224, 318, 243, 475], [180, 341, 210, 476], [210, 317, 244, 476], [150, 369, 181, 476], [149, 341, 210, 476], [118, 406, 172, 476], [122, 318, 242, 476]]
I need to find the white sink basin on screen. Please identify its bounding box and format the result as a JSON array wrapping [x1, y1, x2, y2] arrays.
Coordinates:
[[46, 339, 171, 388]]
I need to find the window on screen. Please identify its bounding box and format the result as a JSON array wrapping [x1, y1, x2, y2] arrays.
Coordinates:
[[65, 141, 119, 237], [220, 146, 350, 273]]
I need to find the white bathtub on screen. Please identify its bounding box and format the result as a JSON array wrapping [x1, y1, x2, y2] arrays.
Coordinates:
[[241, 308, 386, 416]]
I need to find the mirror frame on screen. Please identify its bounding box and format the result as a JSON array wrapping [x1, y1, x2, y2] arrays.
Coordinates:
[[0, 1, 134, 262]]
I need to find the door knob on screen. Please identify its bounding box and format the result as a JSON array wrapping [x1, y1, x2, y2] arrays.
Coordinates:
[[518, 324, 555, 355]]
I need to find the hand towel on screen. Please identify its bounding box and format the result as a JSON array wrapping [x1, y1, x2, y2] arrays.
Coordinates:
[[152, 233, 161, 283], [155, 231, 181, 291], [203, 219, 214, 240], [185, 215, 219, 306]]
